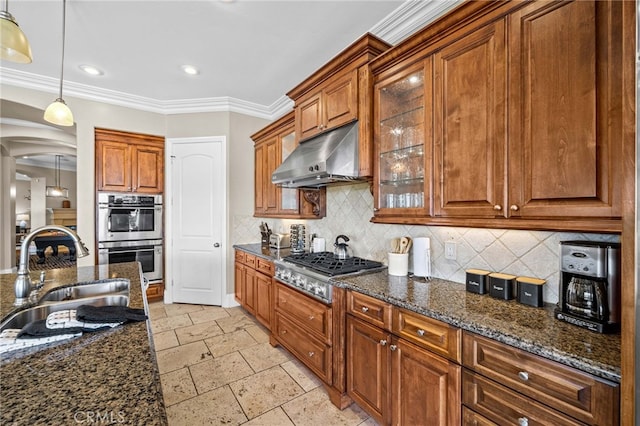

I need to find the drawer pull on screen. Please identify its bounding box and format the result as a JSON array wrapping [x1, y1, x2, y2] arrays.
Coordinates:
[[380, 339, 387, 346], [518, 417, 529, 426], [308, 351, 315, 357], [518, 371, 529, 381], [361, 306, 369, 313], [390, 344, 397, 351], [308, 315, 315, 321], [416, 329, 425, 337], [281, 330, 287, 335]]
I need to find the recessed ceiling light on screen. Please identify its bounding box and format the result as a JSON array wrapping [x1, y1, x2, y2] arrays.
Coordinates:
[[79, 64, 103, 76], [181, 65, 200, 75]]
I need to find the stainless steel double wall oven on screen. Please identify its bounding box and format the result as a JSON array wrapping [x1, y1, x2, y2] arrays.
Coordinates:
[[97, 192, 163, 283]]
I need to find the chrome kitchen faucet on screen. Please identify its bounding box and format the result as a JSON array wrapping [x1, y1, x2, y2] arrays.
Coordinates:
[[14, 225, 90, 306]]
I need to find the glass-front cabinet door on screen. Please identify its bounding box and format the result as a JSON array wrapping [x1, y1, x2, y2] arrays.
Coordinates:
[[279, 129, 298, 212], [374, 59, 432, 216]]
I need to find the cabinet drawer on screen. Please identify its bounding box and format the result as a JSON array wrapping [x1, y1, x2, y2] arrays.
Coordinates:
[[234, 250, 245, 263], [255, 257, 274, 276], [392, 307, 461, 362], [462, 406, 496, 426], [346, 291, 392, 330], [462, 332, 619, 425], [274, 283, 332, 343], [244, 253, 256, 268], [274, 312, 332, 384], [463, 370, 584, 425]]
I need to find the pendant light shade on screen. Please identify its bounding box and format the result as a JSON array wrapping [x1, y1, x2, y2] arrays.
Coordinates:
[[44, 0, 74, 126], [0, 1, 32, 63], [44, 98, 74, 126], [45, 155, 69, 198]]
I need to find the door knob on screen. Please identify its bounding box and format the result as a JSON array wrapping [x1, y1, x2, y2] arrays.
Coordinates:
[[214, 243, 220, 247]]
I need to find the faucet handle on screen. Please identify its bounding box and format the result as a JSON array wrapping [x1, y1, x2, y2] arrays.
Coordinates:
[[39, 271, 46, 288]]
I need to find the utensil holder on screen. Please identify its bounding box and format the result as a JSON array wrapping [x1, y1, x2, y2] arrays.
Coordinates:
[[388, 252, 409, 276]]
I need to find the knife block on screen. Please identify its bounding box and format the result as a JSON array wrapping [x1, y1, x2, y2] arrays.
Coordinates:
[[261, 231, 271, 249]]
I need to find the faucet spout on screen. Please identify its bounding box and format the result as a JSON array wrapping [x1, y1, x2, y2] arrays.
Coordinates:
[[14, 225, 90, 306]]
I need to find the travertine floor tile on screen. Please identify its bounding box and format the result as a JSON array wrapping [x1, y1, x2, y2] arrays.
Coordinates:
[[189, 306, 230, 324], [160, 368, 197, 407], [152, 330, 179, 351], [166, 385, 247, 426], [174, 320, 224, 345], [148, 302, 167, 320], [224, 306, 247, 317], [240, 342, 292, 372], [189, 351, 255, 394], [245, 325, 270, 343], [215, 314, 259, 333], [280, 359, 322, 392], [164, 302, 203, 317], [156, 340, 212, 374], [230, 366, 304, 420], [358, 417, 381, 426], [282, 387, 370, 426], [204, 330, 259, 358], [243, 407, 295, 426], [151, 313, 193, 334]]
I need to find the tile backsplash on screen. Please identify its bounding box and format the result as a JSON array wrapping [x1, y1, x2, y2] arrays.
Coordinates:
[[233, 183, 620, 304]]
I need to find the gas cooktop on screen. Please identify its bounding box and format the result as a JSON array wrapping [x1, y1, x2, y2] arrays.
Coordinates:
[[282, 251, 383, 277]]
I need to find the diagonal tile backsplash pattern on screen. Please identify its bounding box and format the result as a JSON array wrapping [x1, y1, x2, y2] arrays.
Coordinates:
[[233, 183, 620, 304]]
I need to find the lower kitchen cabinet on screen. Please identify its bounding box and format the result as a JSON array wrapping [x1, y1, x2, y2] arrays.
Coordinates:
[[234, 249, 272, 330], [346, 292, 461, 426], [462, 332, 619, 425], [145, 282, 164, 302], [272, 281, 334, 384]]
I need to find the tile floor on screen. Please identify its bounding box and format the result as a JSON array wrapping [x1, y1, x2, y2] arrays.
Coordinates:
[[148, 302, 379, 426]]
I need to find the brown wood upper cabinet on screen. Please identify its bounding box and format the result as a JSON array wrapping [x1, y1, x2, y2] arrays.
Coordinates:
[[295, 69, 358, 141], [252, 111, 326, 218], [287, 33, 391, 178], [95, 128, 164, 194], [370, 0, 625, 233]]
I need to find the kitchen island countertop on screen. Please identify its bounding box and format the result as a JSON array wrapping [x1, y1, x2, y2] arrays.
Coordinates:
[[236, 243, 620, 383], [0, 262, 167, 425]]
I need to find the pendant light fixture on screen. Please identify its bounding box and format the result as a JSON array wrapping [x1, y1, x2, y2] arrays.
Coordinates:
[[0, 0, 32, 63], [44, 0, 74, 126], [45, 155, 69, 198]]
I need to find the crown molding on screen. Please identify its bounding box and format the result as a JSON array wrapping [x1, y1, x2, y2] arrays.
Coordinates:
[[371, 0, 465, 44], [0, 1, 458, 121]]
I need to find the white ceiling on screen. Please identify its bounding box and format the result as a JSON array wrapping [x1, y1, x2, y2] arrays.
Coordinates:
[[1, 0, 462, 169]]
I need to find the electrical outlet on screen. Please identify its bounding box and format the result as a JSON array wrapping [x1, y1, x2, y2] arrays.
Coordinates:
[[444, 241, 457, 260]]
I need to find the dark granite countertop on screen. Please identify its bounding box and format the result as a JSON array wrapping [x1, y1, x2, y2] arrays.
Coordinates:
[[236, 243, 620, 384], [334, 271, 621, 384], [234, 243, 293, 262], [0, 262, 167, 425]]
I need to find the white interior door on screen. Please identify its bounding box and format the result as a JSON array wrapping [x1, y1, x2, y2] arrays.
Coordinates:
[[168, 137, 225, 305]]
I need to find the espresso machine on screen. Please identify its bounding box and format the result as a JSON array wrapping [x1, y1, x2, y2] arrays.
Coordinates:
[[555, 241, 621, 333]]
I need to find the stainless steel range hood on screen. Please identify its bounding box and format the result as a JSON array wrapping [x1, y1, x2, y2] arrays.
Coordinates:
[[271, 121, 359, 188]]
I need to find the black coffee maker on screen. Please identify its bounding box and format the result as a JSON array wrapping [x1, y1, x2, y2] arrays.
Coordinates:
[[555, 241, 621, 333]]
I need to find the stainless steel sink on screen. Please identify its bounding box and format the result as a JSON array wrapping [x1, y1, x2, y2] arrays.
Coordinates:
[[38, 279, 130, 303], [0, 295, 130, 332]]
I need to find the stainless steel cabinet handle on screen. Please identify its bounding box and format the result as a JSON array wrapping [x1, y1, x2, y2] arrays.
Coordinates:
[[361, 306, 369, 313], [390, 344, 397, 351], [518, 417, 529, 426], [214, 243, 220, 247], [416, 329, 425, 337], [308, 315, 315, 321], [518, 371, 529, 381], [380, 340, 387, 346], [493, 205, 502, 211], [510, 205, 519, 211], [308, 351, 315, 357]]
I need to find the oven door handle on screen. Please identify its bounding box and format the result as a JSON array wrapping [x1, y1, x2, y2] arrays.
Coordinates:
[[107, 248, 155, 255]]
